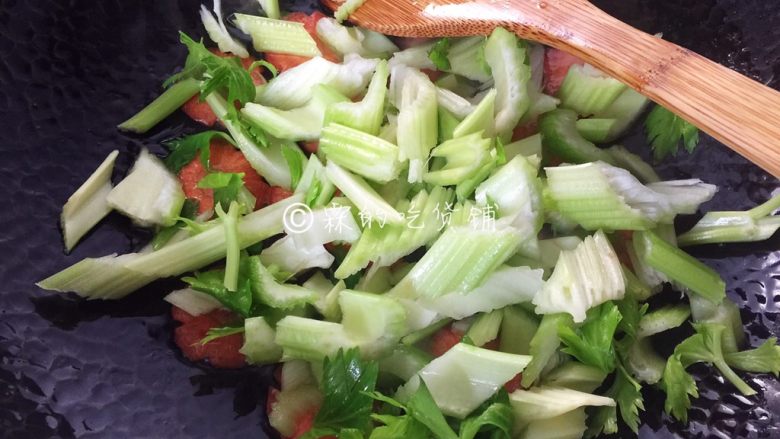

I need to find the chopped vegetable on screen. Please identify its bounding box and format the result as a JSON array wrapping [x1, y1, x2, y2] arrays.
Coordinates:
[[645, 105, 700, 161]]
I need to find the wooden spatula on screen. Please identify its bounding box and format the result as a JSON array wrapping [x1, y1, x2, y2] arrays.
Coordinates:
[[323, 0, 780, 178]]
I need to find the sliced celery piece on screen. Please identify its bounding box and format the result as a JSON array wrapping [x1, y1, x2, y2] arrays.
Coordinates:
[[234, 14, 320, 57], [499, 306, 539, 355], [294, 154, 335, 208], [452, 88, 496, 138], [575, 118, 617, 143], [677, 194, 780, 246], [324, 161, 404, 224], [520, 93, 560, 124], [268, 384, 324, 437], [241, 316, 283, 364], [379, 345, 432, 382], [39, 196, 300, 299], [541, 362, 608, 393], [504, 134, 542, 162], [118, 78, 200, 133], [423, 133, 492, 186], [392, 66, 439, 182], [241, 85, 349, 141], [539, 109, 616, 165], [248, 257, 320, 309], [390, 225, 521, 300], [509, 387, 614, 433], [438, 106, 460, 142], [558, 64, 627, 115], [446, 36, 491, 82], [200, 2, 249, 58], [355, 265, 393, 293], [334, 0, 366, 22], [256, 55, 379, 109], [521, 313, 571, 387], [397, 343, 531, 418], [638, 305, 691, 338], [593, 88, 649, 142], [388, 41, 436, 70], [607, 144, 661, 183], [622, 263, 654, 301], [339, 290, 407, 357], [634, 230, 725, 303], [107, 149, 184, 227], [533, 231, 625, 322], [282, 205, 360, 249], [625, 337, 666, 384], [315, 19, 398, 58], [260, 235, 334, 274], [421, 265, 543, 320], [466, 310, 503, 347], [518, 408, 588, 439], [275, 316, 356, 361], [216, 202, 241, 291], [164, 288, 224, 316], [689, 295, 745, 353], [319, 123, 401, 183], [484, 27, 531, 138], [61, 150, 118, 252], [436, 86, 475, 119], [324, 60, 389, 136], [205, 93, 298, 188], [256, 0, 280, 19]]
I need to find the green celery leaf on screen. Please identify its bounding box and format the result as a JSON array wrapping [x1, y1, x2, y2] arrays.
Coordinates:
[[248, 59, 278, 78], [281, 142, 306, 189], [370, 415, 431, 439], [559, 302, 623, 373], [151, 199, 200, 250], [428, 38, 451, 71], [200, 325, 245, 345], [183, 270, 253, 317], [314, 348, 379, 432], [406, 381, 459, 439], [458, 390, 512, 439], [660, 354, 698, 422], [644, 105, 700, 161], [586, 364, 643, 436], [198, 172, 246, 210], [725, 337, 780, 375], [164, 130, 235, 172], [616, 295, 648, 343]]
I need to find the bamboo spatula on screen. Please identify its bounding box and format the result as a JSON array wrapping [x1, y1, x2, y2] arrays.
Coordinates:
[[323, 0, 780, 178]]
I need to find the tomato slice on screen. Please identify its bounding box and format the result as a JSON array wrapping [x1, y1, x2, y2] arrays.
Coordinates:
[[511, 120, 539, 141], [421, 68, 443, 82], [172, 307, 246, 369], [268, 186, 294, 205], [543, 48, 585, 96], [503, 373, 523, 393], [264, 12, 340, 73], [430, 324, 465, 357], [302, 141, 319, 154], [179, 157, 214, 214]]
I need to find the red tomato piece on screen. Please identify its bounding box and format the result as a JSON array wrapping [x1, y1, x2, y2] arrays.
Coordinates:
[[511, 120, 539, 141], [179, 157, 214, 214], [483, 338, 500, 351], [173, 308, 246, 369], [264, 12, 340, 73], [171, 306, 197, 324], [287, 407, 337, 439], [302, 141, 319, 154], [268, 186, 294, 205], [543, 48, 585, 96], [266, 386, 281, 416], [503, 373, 523, 393], [421, 68, 443, 83], [430, 325, 464, 357]]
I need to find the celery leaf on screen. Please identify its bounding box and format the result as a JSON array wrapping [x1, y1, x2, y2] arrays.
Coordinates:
[[644, 105, 700, 161], [459, 390, 512, 439], [281, 142, 306, 189], [725, 337, 780, 375], [197, 172, 246, 210], [200, 325, 245, 345], [559, 302, 622, 373], [164, 130, 235, 172], [428, 38, 451, 71], [183, 270, 253, 317], [587, 364, 644, 436], [660, 354, 698, 422]]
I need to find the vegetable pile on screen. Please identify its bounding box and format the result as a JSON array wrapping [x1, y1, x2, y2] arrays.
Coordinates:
[[40, 1, 780, 438]]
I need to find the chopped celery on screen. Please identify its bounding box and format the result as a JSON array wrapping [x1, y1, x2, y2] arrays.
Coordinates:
[[256, 0, 280, 19], [397, 343, 531, 418], [200, 2, 248, 58], [622, 263, 654, 301], [317, 279, 346, 322], [118, 78, 200, 133], [634, 230, 725, 303], [521, 313, 572, 387], [518, 408, 587, 439], [421, 265, 544, 320], [325, 161, 404, 224], [234, 14, 320, 57], [256, 55, 379, 110], [423, 133, 492, 186], [260, 235, 334, 274], [401, 316, 451, 346], [379, 345, 432, 382], [107, 149, 184, 227], [275, 316, 356, 361], [533, 231, 625, 322], [689, 295, 745, 353], [390, 225, 521, 300], [509, 387, 614, 432], [438, 106, 460, 142], [504, 134, 542, 162], [593, 88, 649, 142], [268, 384, 324, 437], [283, 205, 360, 249], [316, 19, 398, 58], [334, 0, 366, 22], [205, 93, 298, 188], [539, 109, 616, 165], [451, 89, 496, 138], [446, 36, 491, 82], [324, 60, 389, 136], [241, 316, 283, 364], [295, 154, 335, 208], [355, 265, 393, 293], [496, 306, 539, 357], [465, 310, 503, 347], [319, 124, 401, 183], [248, 256, 319, 309], [60, 150, 118, 252], [541, 362, 608, 393], [164, 288, 224, 316], [484, 27, 531, 138], [545, 161, 716, 230], [677, 194, 780, 246], [607, 145, 661, 183], [280, 360, 317, 391], [638, 305, 691, 338], [241, 85, 349, 141], [558, 64, 626, 115], [339, 290, 407, 357], [392, 66, 439, 182], [389, 41, 436, 70], [520, 93, 560, 124], [216, 202, 241, 291], [436, 87, 475, 119], [575, 118, 617, 143]]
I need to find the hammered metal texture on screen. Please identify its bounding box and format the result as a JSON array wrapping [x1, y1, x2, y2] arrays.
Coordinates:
[[0, 0, 778, 438]]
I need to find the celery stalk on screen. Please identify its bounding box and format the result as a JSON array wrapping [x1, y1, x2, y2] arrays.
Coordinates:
[[576, 118, 617, 143], [466, 310, 503, 347], [256, 0, 280, 19], [438, 107, 460, 142], [234, 14, 321, 57], [118, 78, 200, 133], [484, 27, 531, 138], [241, 316, 283, 364], [539, 109, 616, 165], [452, 89, 496, 138], [392, 66, 438, 182], [593, 88, 649, 142], [324, 60, 389, 135], [504, 134, 542, 163], [678, 194, 780, 246], [324, 161, 404, 224], [423, 133, 492, 186], [446, 37, 491, 82], [558, 64, 627, 115], [319, 123, 401, 183], [216, 202, 241, 291]]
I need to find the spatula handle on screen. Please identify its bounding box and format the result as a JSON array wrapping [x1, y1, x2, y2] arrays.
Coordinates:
[[510, 0, 780, 177]]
